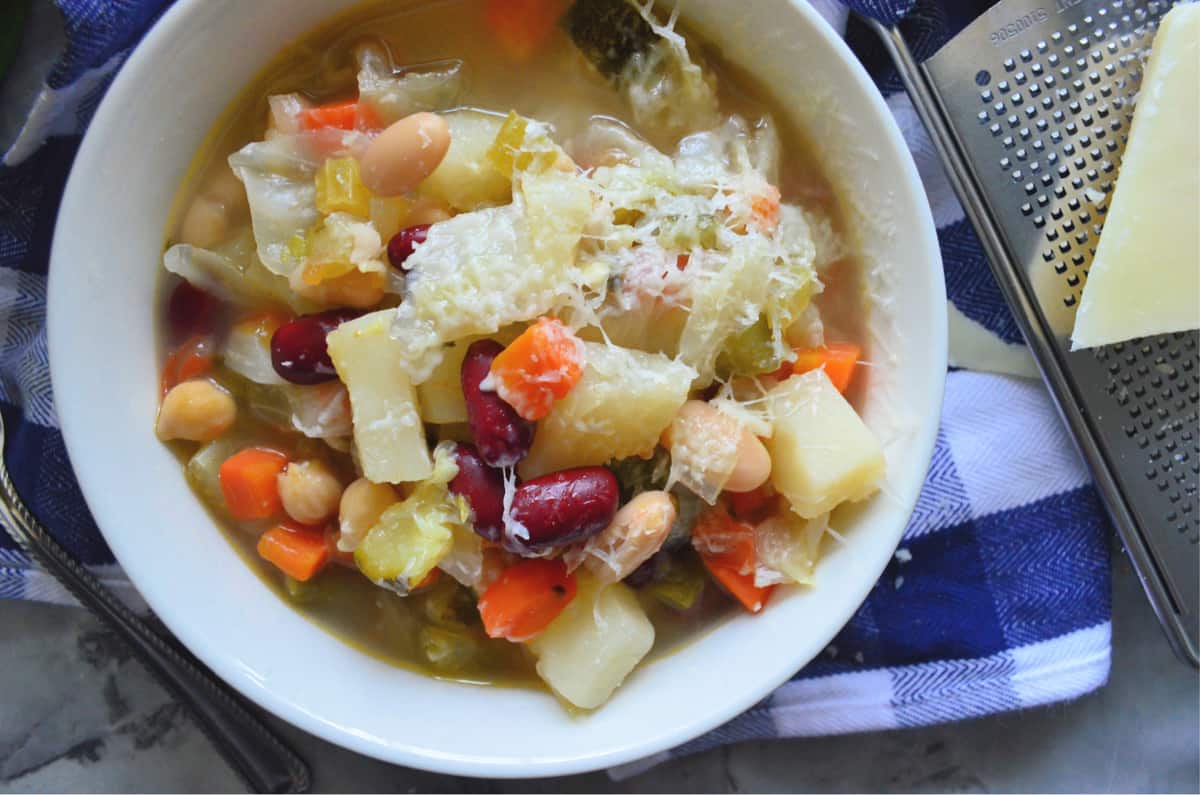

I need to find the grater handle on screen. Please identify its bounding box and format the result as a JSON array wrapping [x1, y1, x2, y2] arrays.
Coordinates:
[[862, 15, 1199, 668]]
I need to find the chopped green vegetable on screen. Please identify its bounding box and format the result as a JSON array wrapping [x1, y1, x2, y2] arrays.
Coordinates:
[[665, 486, 704, 549], [645, 553, 706, 611], [564, 0, 655, 78], [610, 448, 670, 503], [284, 575, 325, 604], [420, 576, 479, 629], [419, 624, 478, 671], [353, 444, 462, 590], [717, 315, 785, 377]]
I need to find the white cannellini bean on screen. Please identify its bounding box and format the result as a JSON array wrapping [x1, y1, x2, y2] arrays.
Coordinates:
[[156, 379, 236, 441], [664, 399, 771, 494], [583, 490, 676, 584], [277, 460, 343, 525], [725, 429, 772, 493], [337, 478, 398, 551], [360, 112, 451, 196]]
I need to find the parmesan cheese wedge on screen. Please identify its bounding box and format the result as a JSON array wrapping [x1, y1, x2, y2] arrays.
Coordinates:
[[1070, 4, 1200, 349]]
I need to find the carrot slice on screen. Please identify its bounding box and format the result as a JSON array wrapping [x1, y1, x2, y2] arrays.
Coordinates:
[[485, 0, 567, 61], [790, 342, 861, 394], [749, 184, 781, 234], [298, 100, 382, 132], [725, 484, 780, 524], [257, 524, 329, 582], [219, 448, 289, 521], [692, 507, 774, 613], [478, 558, 577, 642], [489, 317, 585, 421], [160, 334, 215, 396]]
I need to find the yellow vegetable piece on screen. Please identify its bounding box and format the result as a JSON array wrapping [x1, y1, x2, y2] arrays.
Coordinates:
[[315, 157, 373, 218], [486, 111, 561, 179]]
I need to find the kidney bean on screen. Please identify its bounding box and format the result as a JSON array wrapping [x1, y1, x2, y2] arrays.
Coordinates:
[[461, 340, 534, 467], [386, 224, 430, 270], [509, 467, 619, 551], [167, 281, 218, 340], [448, 443, 506, 542], [270, 309, 359, 384]]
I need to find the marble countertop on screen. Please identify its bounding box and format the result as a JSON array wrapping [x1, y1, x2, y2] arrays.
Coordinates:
[[1, 542, 1196, 793]]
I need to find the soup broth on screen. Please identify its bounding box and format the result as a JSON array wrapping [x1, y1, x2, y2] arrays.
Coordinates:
[[159, 0, 872, 702]]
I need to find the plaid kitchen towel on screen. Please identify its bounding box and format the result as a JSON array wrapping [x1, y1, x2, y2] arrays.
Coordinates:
[[0, 0, 1111, 751]]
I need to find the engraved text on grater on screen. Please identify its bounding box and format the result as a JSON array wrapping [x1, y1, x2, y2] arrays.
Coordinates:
[[990, 8, 1051, 45]]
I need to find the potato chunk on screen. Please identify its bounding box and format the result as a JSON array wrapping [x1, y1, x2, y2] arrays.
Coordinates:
[[529, 574, 654, 709], [765, 370, 884, 518], [418, 110, 511, 211], [327, 311, 432, 483], [520, 342, 695, 478]]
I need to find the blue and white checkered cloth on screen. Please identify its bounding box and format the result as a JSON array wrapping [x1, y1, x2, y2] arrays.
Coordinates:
[[0, 0, 1111, 755]]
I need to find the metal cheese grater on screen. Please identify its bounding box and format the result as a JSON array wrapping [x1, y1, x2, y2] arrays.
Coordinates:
[[866, 0, 1199, 665]]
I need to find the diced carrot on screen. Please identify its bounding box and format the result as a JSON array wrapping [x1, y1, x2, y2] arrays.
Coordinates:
[[790, 342, 861, 393], [489, 317, 585, 421], [726, 483, 780, 524], [749, 184, 781, 234], [257, 524, 329, 582], [160, 334, 215, 396], [323, 527, 357, 569], [477, 558, 577, 642], [298, 100, 381, 132], [219, 448, 289, 521], [692, 507, 774, 613], [485, 0, 567, 61], [705, 559, 774, 614]]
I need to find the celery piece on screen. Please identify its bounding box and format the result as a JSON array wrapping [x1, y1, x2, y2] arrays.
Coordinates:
[[419, 624, 478, 670], [284, 575, 324, 604], [610, 447, 671, 502], [717, 315, 783, 377], [420, 576, 477, 628], [315, 157, 372, 218], [646, 554, 705, 611]]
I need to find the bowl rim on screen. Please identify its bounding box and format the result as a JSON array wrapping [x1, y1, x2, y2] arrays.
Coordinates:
[[47, 0, 947, 777]]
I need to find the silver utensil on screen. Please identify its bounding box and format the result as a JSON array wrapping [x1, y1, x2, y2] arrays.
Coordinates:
[[0, 411, 311, 793], [866, 0, 1198, 665]]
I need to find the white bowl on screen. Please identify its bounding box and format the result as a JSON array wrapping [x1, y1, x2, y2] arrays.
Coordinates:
[[48, 0, 945, 777]]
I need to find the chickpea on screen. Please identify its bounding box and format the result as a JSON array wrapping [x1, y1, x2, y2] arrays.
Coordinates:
[[278, 460, 343, 525], [156, 379, 236, 442], [204, 167, 247, 215], [583, 490, 676, 584], [337, 478, 398, 551], [178, 196, 228, 249], [360, 112, 451, 196]]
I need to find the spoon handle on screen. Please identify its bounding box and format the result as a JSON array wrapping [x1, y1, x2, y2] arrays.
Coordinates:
[[0, 456, 311, 794]]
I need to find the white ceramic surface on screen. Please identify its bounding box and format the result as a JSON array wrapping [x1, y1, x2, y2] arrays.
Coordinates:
[[47, 0, 946, 777]]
